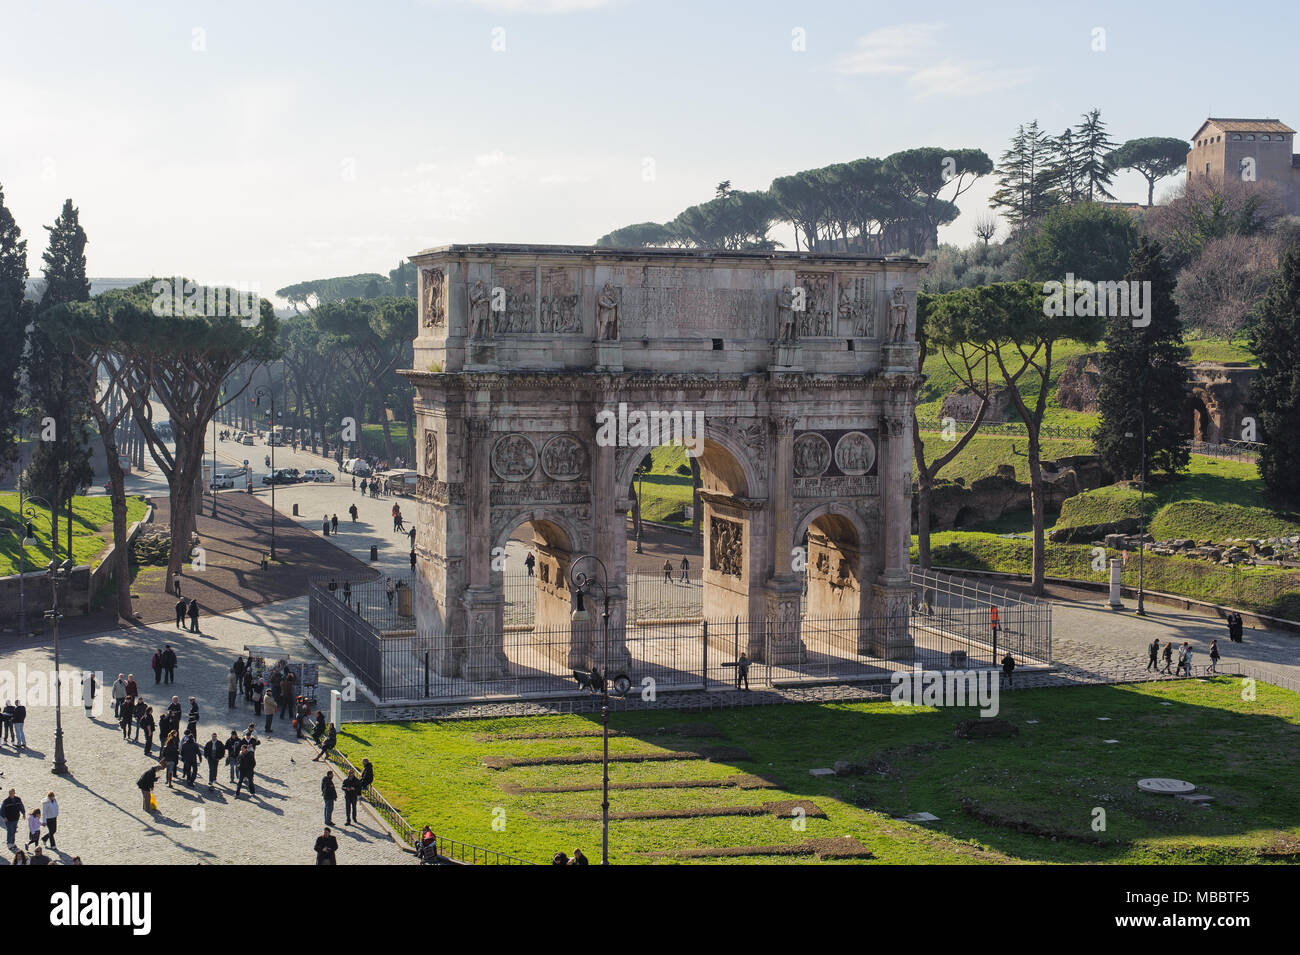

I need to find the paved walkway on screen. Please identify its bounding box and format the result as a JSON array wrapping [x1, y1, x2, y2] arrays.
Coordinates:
[[0, 598, 408, 865]]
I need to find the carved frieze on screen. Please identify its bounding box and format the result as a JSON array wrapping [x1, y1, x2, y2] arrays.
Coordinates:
[[709, 516, 744, 579], [494, 267, 536, 335], [424, 428, 438, 481], [793, 432, 832, 477], [795, 271, 833, 337], [833, 431, 876, 476], [422, 268, 445, 328], [540, 434, 588, 481], [837, 274, 874, 337], [491, 433, 537, 481], [416, 477, 467, 505], [794, 475, 879, 499], [541, 268, 582, 334], [489, 482, 591, 506]]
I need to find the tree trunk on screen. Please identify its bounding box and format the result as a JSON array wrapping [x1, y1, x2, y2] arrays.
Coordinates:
[[51, 494, 60, 560], [381, 411, 394, 463], [1027, 437, 1046, 595], [105, 445, 133, 618], [689, 456, 703, 549], [916, 472, 933, 569]]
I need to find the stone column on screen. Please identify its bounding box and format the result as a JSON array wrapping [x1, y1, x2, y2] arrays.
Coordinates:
[[761, 414, 805, 664], [871, 409, 914, 660], [589, 402, 630, 672], [459, 416, 507, 679]]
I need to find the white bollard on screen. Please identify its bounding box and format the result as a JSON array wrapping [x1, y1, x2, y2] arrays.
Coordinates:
[[1108, 558, 1123, 609], [330, 688, 342, 728]]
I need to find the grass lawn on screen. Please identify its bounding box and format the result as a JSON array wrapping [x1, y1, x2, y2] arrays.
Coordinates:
[[921, 433, 1095, 486], [918, 531, 1300, 619], [0, 493, 148, 576], [339, 678, 1300, 864], [1050, 456, 1300, 543]]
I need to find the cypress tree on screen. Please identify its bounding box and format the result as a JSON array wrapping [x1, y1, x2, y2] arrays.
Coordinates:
[[1095, 237, 1191, 481], [1249, 242, 1300, 500], [0, 186, 29, 477]]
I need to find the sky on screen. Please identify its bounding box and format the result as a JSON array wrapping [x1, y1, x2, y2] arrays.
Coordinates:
[[2, 0, 1297, 304]]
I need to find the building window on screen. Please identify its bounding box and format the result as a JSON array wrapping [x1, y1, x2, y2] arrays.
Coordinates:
[[1232, 133, 1242, 141], [1247, 134, 1256, 141]]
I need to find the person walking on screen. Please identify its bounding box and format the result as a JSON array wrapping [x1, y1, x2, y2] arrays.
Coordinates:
[[227, 668, 238, 708], [82, 671, 96, 717], [186, 697, 200, 739], [181, 733, 201, 786], [314, 827, 338, 865], [349, 503, 358, 523], [386, 578, 395, 606], [342, 769, 361, 825], [351, 475, 356, 491], [25, 808, 42, 849], [321, 771, 337, 826], [735, 652, 750, 691], [342, 580, 352, 606], [137, 766, 159, 813], [313, 723, 337, 762], [1183, 643, 1195, 676], [663, 558, 673, 583], [119, 700, 132, 740], [132, 698, 147, 741], [280, 673, 295, 719], [1161, 640, 1174, 674], [1209, 639, 1221, 674], [125, 673, 138, 699], [410, 550, 416, 572], [11, 700, 26, 750], [162, 645, 177, 684], [140, 706, 156, 757], [1, 701, 12, 744], [679, 556, 689, 582], [175, 596, 187, 629], [152, 647, 163, 684], [1146, 638, 1160, 672], [203, 733, 224, 792], [395, 507, 405, 534], [524, 551, 535, 576], [188, 599, 200, 634], [40, 793, 58, 849], [264, 695, 275, 734], [111, 674, 127, 718], [295, 698, 309, 739], [322, 515, 330, 536], [225, 731, 242, 783], [235, 740, 257, 797], [2, 790, 24, 848], [1001, 652, 1016, 688], [331, 513, 339, 534], [162, 732, 180, 787], [360, 478, 368, 497], [358, 758, 374, 792], [233, 655, 246, 697], [251, 681, 264, 717]]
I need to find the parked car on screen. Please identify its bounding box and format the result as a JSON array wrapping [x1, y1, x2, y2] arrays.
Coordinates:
[[209, 473, 236, 490], [343, 458, 373, 476], [302, 468, 335, 483], [262, 468, 301, 485]]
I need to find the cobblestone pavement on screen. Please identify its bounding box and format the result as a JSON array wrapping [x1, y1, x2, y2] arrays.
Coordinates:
[[0, 598, 408, 865]]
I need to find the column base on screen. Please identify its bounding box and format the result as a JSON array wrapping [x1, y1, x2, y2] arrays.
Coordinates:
[[464, 340, 498, 371], [593, 340, 623, 371], [870, 581, 914, 661], [459, 588, 508, 680]]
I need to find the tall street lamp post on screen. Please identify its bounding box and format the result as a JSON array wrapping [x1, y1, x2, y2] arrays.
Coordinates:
[[568, 555, 611, 865], [47, 557, 74, 775], [634, 464, 646, 555], [251, 381, 280, 560]]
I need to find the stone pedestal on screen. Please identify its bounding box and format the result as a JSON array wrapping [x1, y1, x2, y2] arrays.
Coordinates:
[[770, 343, 802, 370], [761, 585, 807, 664], [882, 342, 916, 372], [869, 581, 912, 660], [593, 340, 623, 371], [464, 340, 497, 371], [459, 587, 508, 680]]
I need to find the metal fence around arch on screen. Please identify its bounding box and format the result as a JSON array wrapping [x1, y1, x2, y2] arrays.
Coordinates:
[[307, 565, 1051, 704]]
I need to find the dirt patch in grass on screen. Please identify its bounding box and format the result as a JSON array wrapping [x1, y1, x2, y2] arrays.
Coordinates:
[[642, 836, 872, 860], [499, 773, 777, 794], [1257, 832, 1300, 860], [475, 722, 722, 742], [538, 799, 825, 822], [483, 746, 750, 769], [959, 796, 1126, 847]]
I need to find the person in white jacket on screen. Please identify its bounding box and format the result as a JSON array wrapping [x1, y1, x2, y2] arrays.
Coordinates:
[[40, 793, 58, 850]]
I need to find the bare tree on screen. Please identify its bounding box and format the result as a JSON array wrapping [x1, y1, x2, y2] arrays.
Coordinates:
[[973, 213, 999, 246]]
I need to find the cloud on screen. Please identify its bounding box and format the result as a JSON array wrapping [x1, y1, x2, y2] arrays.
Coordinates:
[[424, 0, 611, 13], [834, 22, 1030, 99], [833, 22, 944, 75]]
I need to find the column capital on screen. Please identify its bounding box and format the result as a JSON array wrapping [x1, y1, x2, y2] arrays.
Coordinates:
[[771, 414, 800, 437]]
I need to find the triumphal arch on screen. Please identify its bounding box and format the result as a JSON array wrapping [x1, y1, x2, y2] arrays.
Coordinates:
[[401, 245, 924, 680]]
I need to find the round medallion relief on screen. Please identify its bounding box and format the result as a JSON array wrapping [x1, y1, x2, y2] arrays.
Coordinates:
[[540, 435, 588, 481], [793, 432, 831, 478], [834, 431, 876, 476], [491, 433, 537, 481]]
